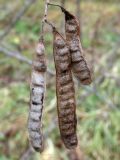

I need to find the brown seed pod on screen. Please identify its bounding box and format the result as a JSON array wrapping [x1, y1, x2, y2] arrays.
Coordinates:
[[53, 28, 78, 149], [61, 8, 92, 85], [28, 41, 46, 152]]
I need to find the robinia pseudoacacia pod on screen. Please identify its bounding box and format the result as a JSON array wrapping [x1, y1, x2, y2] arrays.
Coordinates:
[[53, 27, 78, 149], [61, 7, 92, 85], [28, 40, 46, 152]]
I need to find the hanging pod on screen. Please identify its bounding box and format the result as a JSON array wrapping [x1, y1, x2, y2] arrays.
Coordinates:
[[53, 27, 78, 149], [61, 7, 92, 85], [28, 40, 46, 152]]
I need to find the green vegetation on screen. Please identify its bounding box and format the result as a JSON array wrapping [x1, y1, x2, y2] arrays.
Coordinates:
[[0, 0, 120, 160]]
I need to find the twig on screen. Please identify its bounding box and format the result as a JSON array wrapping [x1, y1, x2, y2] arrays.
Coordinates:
[[76, 0, 81, 21], [0, 0, 35, 41], [48, 3, 62, 9], [0, 45, 55, 76], [0, 46, 32, 64], [60, 0, 65, 33], [76, 0, 82, 38], [45, 19, 56, 30], [20, 146, 34, 160], [80, 76, 117, 110], [40, 0, 50, 41]]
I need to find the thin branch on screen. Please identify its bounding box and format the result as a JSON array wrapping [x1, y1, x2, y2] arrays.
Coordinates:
[[0, 0, 35, 41], [76, 0, 80, 21], [82, 84, 116, 109], [0, 46, 32, 64], [45, 19, 56, 30], [20, 147, 34, 160], [0, 45, 55, 76], [76, 0, 82, 38], [40, 0, 50, 41], [60, 0, 65, 33], [48, 3, 62, 9]]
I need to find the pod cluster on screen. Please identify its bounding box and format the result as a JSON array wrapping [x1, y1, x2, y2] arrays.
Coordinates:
[[28, 41, 46, 152], [28, 4, 93, 153]]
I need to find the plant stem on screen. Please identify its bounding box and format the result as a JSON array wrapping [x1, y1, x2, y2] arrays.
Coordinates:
[[45, 19, 56, 30], [48, 3, 63, 9], [40, 0, 50, 41]]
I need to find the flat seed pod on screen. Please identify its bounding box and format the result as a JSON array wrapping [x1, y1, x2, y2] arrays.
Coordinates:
[[28, 41, 46, 152], [53, 28, 78, 149], [61, 8, 92, 85]]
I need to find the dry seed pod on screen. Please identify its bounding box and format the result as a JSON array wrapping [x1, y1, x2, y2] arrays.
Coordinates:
[[61, 8, 92, 85], [28, 41, 46, 152], [53, 28, 78, 149]]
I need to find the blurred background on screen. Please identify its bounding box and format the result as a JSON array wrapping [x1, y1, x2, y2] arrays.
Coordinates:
[[0, 0, 120, 160]]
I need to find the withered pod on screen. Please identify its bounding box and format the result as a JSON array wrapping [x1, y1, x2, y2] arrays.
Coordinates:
[[28, 40, 46, 152], [53, 27, 78, 149], [61, 8, 92, 85]]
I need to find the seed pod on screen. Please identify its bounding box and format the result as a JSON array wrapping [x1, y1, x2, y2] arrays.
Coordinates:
[[61, 8, 92, 85], [53, 28, 78, 149], [28, 41, 46, 152]]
